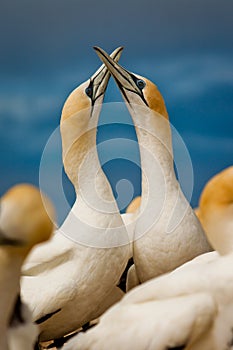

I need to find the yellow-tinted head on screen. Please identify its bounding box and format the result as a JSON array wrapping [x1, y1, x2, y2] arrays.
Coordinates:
[[0, 184, 55, 253], [60, 47, 123, 189], [142, 77, 168, 119], [61, 81, 92, 124], [94, 47, 168, 120], [199, 166, 233, 210], [198, 166, 233, 254], [61, 47, 123, 125]]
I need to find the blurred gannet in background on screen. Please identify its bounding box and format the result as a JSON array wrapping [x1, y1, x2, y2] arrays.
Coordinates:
[[196, 166, 233, 255], [0, 184, 54, 350], [21, 48, 130, 343], [63, 167, 233, 350], [95, 47, 212, 286]]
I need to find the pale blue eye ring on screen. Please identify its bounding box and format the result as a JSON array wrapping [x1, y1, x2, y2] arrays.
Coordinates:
[[85, 86, 92, 97], [136, 79, 146, 90]]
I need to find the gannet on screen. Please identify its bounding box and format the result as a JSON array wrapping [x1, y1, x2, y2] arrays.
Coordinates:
[[21, 47, 130, 342], [94, 47, 212, 284], [63, 167, 233, 350], [0, 184, 54, 350], [63, 253, 233, 350], [196, 166, 233, 255]]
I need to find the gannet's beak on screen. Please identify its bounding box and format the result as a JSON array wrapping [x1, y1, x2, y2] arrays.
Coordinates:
[[87, 46, 124, 107], [94, 46, 148, 107]]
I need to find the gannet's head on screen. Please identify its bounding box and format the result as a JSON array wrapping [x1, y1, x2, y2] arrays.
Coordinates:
[[0, 184, 55, 255], [200, 167, 233, 208], [198, 166, 233, 254], [61, 47, 123, 125], [94, 47, 168, 120], [60, 47, 123, 189]]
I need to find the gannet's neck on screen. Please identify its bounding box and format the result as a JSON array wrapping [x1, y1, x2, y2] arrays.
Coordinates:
[[60, 112, 128, 246], [61, 112, 119, 214], [132, 107, 177, 209], [128, 103, 210, 281], [0, 249, 23, 349]]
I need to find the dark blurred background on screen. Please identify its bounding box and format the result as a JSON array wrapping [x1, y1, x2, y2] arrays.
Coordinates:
[[0, 0, 232, 223]]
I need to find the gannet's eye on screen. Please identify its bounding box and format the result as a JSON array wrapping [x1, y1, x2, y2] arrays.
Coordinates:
[[85, 86, 93, 98], [136, 79, 146, 90]]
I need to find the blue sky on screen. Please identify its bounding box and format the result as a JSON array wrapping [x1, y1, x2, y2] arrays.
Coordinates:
[[0, 0, 232, 223]]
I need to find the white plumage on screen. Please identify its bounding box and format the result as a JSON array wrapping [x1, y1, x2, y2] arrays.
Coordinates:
[[21, 48, 130, 342], [64, 252, 233, 350], [7, 301, 38, 350], [94, 47, 212, 287], [62, 164, 233, 350]]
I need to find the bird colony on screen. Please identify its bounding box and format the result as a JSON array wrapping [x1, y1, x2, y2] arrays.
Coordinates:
[[1, 47, 232, 350]]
